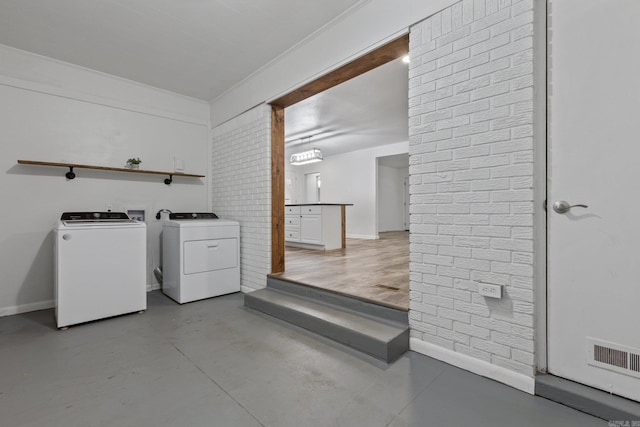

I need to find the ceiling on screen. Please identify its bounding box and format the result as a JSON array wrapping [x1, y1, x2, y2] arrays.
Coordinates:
[[0, 0, 361, 101], [284, 57, 409, 157]]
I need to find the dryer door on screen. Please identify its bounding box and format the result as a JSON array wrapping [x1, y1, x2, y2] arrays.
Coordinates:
[[183, 238, 238, 275]]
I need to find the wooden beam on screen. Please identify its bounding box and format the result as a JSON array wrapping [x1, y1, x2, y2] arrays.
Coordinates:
[[271, 105, 286, 273], [271, 34, 409, 108]]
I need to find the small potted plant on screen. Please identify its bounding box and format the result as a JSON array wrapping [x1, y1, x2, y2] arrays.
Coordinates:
[[126, 157, 142, 169]]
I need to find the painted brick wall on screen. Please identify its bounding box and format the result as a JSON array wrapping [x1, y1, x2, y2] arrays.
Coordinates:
[[408, 0, 536, 379], [211, 104, 272, 292]]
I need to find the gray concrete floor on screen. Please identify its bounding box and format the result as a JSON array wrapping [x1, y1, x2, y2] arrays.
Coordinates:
[[0, 291, 607, 427]]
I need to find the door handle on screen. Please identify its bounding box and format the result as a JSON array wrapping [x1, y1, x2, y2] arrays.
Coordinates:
[[553, 200, 588, 214]]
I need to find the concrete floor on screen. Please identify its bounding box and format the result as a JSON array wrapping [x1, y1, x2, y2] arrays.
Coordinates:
[[0, 291, 607, 427]]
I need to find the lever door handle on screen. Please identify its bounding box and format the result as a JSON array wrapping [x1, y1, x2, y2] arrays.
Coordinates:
[[553, 200, 588, 214]]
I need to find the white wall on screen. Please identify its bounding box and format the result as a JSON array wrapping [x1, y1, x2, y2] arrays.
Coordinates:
[[211, 105, 272, 293], [407, 0, 538, 394], [378, 165, 408, 232], [0, 45, 210, 316], [287, 142, 408, 239]]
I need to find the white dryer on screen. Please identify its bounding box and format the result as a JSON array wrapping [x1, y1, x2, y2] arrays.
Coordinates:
[[54, 212, 147, 328], [162, 213, 240, 303]]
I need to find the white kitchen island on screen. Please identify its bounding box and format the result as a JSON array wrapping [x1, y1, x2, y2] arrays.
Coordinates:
[[284, 203, 352, 250]]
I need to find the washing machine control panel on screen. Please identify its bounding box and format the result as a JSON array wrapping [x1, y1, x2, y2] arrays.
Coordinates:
[[61, 212, 132, 221]]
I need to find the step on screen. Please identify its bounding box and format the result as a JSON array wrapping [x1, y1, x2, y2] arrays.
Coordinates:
[[536, 374, 640, 421], [244, 287, 409, 363], [266, 275, 408, 324]]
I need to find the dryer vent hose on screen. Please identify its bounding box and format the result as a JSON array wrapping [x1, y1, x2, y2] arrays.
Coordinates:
[[153, 267, 163, 285]]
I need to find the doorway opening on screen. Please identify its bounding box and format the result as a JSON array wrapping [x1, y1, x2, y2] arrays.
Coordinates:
[[304, 173, 321, 203], [269, 35, 409, 309], [377, 153, 409, 236]]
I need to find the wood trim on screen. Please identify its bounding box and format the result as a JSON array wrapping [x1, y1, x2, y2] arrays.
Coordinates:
[[341, 205, 346, 249], [270, 34, 409, 274], [271, 105, 286, 273], [270, 34, 409, 109]]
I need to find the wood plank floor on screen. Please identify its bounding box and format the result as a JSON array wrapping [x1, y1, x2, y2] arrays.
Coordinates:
[[274, 231, 409, 310]]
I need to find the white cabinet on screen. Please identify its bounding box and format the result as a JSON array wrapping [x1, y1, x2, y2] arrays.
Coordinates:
[[285, 204, 344, 250], [300, 214, 322, 243], [285, 206, 301, 242]]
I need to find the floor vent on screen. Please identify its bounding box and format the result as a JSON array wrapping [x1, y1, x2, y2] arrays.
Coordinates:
[[588, 338, 640, 379]]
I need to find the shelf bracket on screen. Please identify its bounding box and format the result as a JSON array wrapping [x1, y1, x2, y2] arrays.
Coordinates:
[[164, 174, 173, 185], [65, 167, 76, 180]]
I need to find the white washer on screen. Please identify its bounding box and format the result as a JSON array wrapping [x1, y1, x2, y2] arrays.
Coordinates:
[[162, 213, 240, 304], [54, 212, 147, 329]]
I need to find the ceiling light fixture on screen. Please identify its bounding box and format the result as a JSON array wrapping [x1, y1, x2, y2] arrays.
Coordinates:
[[290, 135, 323, 166], [402, 54, 410, 64], [290, 148, 323, 165]]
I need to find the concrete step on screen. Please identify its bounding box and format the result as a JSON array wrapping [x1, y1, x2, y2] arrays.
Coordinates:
[[244, 287, 409, 363]]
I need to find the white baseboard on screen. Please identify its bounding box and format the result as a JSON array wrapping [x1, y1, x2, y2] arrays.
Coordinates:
[[146, 283, 161, 292], [346, 234, 378, 240], [410, 338, 535, 394], [0, 283, 230, 317], [0, 299, 54, 318], [241, 285, 259, 293]]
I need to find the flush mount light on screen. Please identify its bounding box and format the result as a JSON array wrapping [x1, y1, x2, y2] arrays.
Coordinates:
[[402, 54, 410, 64], [290, 148, 323, 165]]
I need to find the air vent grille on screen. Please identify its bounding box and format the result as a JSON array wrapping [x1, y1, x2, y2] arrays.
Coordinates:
[[588, 338, 640, 379], [631, 353, 640, 373], [594, 344, 627, 369]]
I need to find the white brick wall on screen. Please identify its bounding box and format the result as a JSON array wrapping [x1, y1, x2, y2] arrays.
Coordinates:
[[211, 104, 272, 292], [409, 0, 536, 378]]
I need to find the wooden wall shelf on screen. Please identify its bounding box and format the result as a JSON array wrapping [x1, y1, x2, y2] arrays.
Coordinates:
[[17, 160, 205, 185]]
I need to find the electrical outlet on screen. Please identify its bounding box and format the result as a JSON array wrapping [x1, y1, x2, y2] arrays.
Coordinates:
[[478, 283, 503, 299], [173, 157, 184, 172]]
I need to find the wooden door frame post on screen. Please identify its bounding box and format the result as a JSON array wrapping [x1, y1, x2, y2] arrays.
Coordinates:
[[271, 105, 285, 273]]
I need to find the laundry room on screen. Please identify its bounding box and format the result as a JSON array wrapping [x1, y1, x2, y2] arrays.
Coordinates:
[[0, 45, 211, 316]]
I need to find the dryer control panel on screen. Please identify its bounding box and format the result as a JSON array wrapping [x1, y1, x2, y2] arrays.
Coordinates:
[[169, 212, 218, 220]]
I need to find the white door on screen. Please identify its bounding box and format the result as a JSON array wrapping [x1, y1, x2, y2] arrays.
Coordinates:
[[547, 0, 640, 401]]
